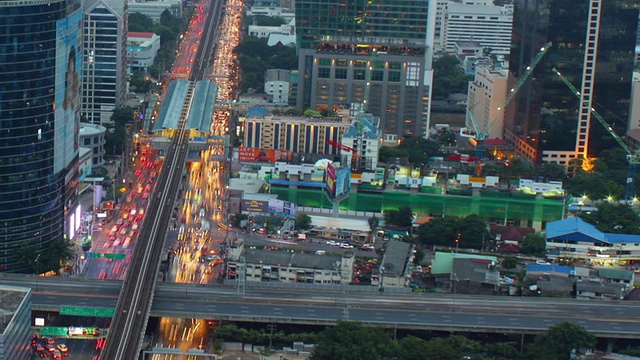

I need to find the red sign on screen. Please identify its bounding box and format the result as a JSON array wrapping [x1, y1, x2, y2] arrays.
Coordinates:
[[238, 147, 292, 163]]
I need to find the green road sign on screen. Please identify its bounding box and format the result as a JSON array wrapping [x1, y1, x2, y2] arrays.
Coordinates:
[[104, 253, 126, 259], [85, 252, 101, 258], [39, 327, 68, 336], [59, 306, 115, 317]]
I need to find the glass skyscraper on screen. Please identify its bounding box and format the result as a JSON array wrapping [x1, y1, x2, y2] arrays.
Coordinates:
[[505, 0, 639, 165], [294, 0, 437, 137], [0, 0, 82, 272]]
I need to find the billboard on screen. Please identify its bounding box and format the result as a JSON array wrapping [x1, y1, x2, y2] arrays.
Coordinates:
[[325, 164, 351, 200], [268, 198, 297, 217], [325, 163, 336, 198], [238, 147, 293, 163], [335, 166, 352, 198], [54, 10, 82, 173], [242, 199, 269, 213]]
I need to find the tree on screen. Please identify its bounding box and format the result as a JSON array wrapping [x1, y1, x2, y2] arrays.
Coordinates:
[[378, 145, 409, 163], [415, 215, 489, 249], [456, 214, 490, 249], [521, 233, 546, 255], [432, 55, 474, 99], [310, 321, 397, 360], [580, 202, 640, 234], [232, 213, 248, 228], [527, 321, 596, 360], [501, 256, 517, 271], [415, 217, 460, 247], [537, 162, 566, 181], [396, 136, 441, 166], [43, 238, 75, 272], [295, 213, 312, 230], [128, 12, 154, 32], [438, 129, 457, 147], [383, 205, 413, 228], [367, 215, 379, 231], [413, 247, 425, 265]]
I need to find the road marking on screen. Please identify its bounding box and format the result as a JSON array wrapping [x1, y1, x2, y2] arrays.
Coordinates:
[[543, 319, 552, 322], [409, 314, 417, 317], [442, 315, 450, 318]]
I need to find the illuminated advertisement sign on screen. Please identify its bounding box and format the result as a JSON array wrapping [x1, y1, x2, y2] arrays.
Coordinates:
[[54, 10, 82, 173], [325, 163, 336, 198], [241, 199, 269, 213], [268, 198, 297, 217], [238, 147, 293, 163], [334, 166, 352, 198]]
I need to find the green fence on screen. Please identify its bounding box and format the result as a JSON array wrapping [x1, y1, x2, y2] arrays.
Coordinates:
[[272, 187, 564, 224]]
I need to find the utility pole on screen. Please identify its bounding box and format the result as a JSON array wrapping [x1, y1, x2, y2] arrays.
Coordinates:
[[267, 323, 276, 351]]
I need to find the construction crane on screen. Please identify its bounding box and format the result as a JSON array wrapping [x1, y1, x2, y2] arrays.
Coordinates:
[[552, 67, 640, 202], [326, 139, 358, 160], [460, 42, 553, 157]]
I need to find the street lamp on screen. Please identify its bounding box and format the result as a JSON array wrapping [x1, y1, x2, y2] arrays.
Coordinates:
[[34, 254, 41, 290], [455, 233, 461, 253]]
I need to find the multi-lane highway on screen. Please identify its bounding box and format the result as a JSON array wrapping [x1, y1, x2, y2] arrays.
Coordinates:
[[101, 0, 225, 357], [5, 274, 640, 339]]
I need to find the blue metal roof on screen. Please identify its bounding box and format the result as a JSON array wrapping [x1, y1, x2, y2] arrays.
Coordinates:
[[343, 113, 381, 139], [526, 264, 574, 275], [546, 217, 640, 245], [604, 233, 640, 244], [546, 217, 603, 241], [186, 80, 217, 133], [153, 79, 190, 131]]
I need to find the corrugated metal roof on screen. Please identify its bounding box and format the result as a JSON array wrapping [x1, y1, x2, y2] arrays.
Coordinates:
[[546, 217, 603, 241], [153, 79, 190, 131], [186, 80, 217, 133], [604, 233, 640, 245], [526, 264, 574, 274]]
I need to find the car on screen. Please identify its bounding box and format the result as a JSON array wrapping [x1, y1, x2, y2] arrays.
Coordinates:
[[56, 344, 68, 353], [340, 242, 354, 249], [326, 240, 338, 246], [36, 351, 48, 358], [47, 343, 56, 352], [359, 243, 375, 251], [53, 349, 62, 359], [35, 344, 45, 352]]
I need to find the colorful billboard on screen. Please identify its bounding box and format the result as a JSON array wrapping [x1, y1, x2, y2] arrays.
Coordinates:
[[325, 163, 336, 199], [54, 10, 82, 173], [325, 163, 351, 200], [268, 198, 297, 217], [334, 166, 352, 198], [238, 147, 293, 163], [242, 199, 269, 213]]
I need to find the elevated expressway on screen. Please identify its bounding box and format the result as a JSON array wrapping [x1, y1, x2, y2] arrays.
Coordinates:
[[4, 274, 640, 340]]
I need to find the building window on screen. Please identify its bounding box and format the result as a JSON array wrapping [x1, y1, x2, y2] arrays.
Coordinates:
[[318, 67, 330, 78]]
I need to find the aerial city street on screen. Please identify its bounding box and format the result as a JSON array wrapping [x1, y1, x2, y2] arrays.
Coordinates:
[[1, 0, 640, 359]]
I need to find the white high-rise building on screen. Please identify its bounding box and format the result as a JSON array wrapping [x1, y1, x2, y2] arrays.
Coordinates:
[[82, 0, 128, 125], [440, 2, 514, 55], [466, 65, 508, 140]]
